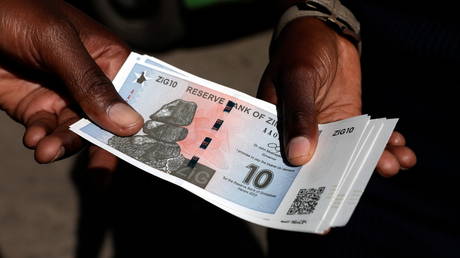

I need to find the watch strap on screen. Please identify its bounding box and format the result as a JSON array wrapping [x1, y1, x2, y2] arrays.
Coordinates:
[[274, 1, 361, 52]]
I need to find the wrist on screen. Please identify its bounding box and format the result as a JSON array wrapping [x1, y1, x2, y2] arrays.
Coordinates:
[[273, 1, 361, 53]]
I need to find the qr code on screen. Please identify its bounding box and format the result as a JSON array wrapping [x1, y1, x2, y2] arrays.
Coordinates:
[[287, 187, 325, 215]]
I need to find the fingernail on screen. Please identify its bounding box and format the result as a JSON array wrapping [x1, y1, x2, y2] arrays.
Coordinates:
[[52, 147, 65, 162], [108, 103, 142, 129], [287, 136, 310, 165]]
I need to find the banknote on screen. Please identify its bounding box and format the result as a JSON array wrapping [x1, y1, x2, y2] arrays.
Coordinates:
[[70, 52, 397, 233]]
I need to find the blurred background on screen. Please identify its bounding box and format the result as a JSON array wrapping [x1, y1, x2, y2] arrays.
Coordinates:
[[0, 0, 277, 257]]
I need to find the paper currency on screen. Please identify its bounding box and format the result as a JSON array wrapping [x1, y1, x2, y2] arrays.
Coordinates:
[[70, 52, 397, 233]]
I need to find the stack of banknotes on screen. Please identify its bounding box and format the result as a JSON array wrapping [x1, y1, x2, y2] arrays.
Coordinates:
[[70, 52, 397, 234]]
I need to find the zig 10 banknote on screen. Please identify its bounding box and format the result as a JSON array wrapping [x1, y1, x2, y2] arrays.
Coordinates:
[[70, 52, 397, 233]]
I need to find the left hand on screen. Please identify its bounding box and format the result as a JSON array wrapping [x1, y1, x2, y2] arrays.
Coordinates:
[[257, 17, 416, 175]]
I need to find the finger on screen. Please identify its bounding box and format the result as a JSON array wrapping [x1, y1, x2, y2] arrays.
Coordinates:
[[387, 131, 406, 146], [35, 130, 84, 163], [23, 111, 58, 148], [34, 108, 84, 163], [376, 150, 400, 177], [75, 146, 119, 188], [277, 68, 319, 166], [387, 145, 417, 169], [321, 228, 331, 235], [38, 22, 143, 136], [88, 145, 119, 173]]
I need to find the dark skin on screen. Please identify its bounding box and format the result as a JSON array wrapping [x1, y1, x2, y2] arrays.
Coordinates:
[[258, 2, 417, 176], [0, 0, 415, 175], [0, 0, 143, 163]]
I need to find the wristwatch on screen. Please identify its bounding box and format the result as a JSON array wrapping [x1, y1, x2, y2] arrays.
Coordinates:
[[274, 0, 361, 52]]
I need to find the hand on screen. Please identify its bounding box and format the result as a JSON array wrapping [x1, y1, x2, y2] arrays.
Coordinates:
[[257, 17, 416, 176], [0, 0, 143, 163]]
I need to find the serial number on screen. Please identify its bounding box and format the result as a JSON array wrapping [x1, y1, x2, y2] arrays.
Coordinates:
[[263, 127, 279, 138]]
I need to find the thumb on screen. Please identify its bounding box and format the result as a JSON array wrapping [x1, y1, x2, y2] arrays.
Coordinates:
[[278, 68, 319, 166], [39, 23, 143, 136], [258, 66, 319, 166]]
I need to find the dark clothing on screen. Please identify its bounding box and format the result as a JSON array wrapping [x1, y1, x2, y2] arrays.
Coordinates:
[[269, 2, 460, 257], [72, 158, 264, 258]]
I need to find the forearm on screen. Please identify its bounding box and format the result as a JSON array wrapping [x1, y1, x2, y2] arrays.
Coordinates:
[[273, 0, 360, 52]]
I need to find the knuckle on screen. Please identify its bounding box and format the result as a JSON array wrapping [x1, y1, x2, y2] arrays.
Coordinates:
[[277, 63, 326, 103], [108, 43, 130, 58], [34, 18, 78, 63], [39, 19, 76, 44], [279, 63, 322, 88], [289, 110, 316, 131], [292, 110, 313, 123], [77, 67, 117, 107]]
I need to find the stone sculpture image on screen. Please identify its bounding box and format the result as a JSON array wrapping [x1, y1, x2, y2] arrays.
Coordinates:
[[108, 99, 197, 173]]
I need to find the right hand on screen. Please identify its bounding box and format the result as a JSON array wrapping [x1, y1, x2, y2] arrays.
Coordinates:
[[0, 0, 144, 163]]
